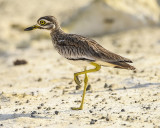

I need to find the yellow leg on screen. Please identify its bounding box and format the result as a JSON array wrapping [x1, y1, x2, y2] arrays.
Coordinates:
[[71, 63, 101, 110], [74, 73, 81, 86], [74, 63, 101, 80]]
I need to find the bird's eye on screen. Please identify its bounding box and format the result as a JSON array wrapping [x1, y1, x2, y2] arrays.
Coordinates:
[[40, 20, 46, 25]]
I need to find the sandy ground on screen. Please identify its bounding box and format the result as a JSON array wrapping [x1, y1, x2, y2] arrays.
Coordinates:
[[0, 0, 160, 128], [0, 27, 160, 128]]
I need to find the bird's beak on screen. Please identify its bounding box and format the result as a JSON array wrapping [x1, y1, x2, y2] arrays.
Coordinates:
[[24, 25, 40, 31]]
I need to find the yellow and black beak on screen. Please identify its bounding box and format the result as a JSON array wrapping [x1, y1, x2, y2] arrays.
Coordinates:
[[24, 25, 40, 31]]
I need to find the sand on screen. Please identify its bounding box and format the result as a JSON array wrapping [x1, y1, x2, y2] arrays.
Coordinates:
[[0, 0, 160, 128]]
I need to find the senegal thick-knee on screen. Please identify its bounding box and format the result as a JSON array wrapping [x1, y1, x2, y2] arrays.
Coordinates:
[[24, 16, 135, 110]]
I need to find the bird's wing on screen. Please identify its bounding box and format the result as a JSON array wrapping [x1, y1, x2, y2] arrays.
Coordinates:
[[56, 34, 135, 70], [89, 40, 133, 63], [62, 34, 132, 62], [55, 34, 98, 61]]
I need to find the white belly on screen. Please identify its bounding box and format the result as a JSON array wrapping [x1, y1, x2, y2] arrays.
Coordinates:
[[67, 59, 92, 67], [66, 59, 116, 68]]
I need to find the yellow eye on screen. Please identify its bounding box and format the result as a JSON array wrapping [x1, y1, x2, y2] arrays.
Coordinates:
[[40, 20, 46, 25]]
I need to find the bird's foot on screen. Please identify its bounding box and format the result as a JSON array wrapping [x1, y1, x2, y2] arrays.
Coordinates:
[[74, 75, 82, 85], [71, 106, 83, 110]]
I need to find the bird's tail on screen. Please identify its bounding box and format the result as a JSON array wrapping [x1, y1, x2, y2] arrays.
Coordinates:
[[112, 62, 136, 70], [96, 61, 136, 70]]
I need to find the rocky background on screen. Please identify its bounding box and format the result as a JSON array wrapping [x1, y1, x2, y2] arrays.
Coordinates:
[[0, 0, 160, 128]]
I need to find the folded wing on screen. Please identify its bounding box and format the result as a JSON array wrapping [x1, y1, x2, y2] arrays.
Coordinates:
[[58, 34, 135, 70]]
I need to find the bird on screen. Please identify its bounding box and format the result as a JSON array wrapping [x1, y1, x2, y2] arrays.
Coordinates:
[[24, 16, 135, 110]]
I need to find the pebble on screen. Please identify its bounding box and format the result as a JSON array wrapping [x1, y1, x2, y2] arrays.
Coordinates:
[[26, 100, 29, 103], [86, 84, 91, 91], [95, 95, 99, 98], [31, 111, 37, 117], [90, 119, 97, 125], [68, 81, 72, 84], [104, 83, 108, 88], [89, 110, 93, 113], [37, 106, 41, 109], [13, 59, 27, 66], [108, 88, 113, 91], [76, 85, 81, 90], [101, 116, 105, 119], [55, 111, 59, 115], [37, 78, 42, 82], [46, 107, 51, 110], [40, 103, 44, 106], [96, 78, 101, 81], [106, 117, 110, 121], [121, 109, 125, 112]]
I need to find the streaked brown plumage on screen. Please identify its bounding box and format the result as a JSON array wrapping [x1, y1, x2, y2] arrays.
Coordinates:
[[52, 30, 135, 70], [24, 16, 135, 110]]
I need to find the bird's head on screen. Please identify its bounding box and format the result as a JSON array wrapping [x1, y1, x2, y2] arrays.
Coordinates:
[[24, 16, 59, 31]]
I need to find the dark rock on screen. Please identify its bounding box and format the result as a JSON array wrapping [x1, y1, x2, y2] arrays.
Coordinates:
[[121, 109, 125, 112], [40, 103, 44, 106], [31, 111, 37, 117], [55, 111, 59, 115], [90, 119, 97, 124], [76, 85, 81, 90], [104, 83, 108, 88], [89, 110, 93, 113], [106, 117, 110, 121], [13, 59, 27, 66], [37, 78, 42, 82], [86, 84, 91, 91], [37, 106, 41, 109], [15, 109, 18, 112], [95, 95, 99, 98], [101, 116, 105, 119]]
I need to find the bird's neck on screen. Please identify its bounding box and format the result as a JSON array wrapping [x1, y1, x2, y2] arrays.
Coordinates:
[[50, 27, 65, 35], [50, 28, 66, 45]]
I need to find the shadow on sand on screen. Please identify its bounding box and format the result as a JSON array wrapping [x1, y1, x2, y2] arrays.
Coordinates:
[[116, 82, 160, 91], [69, 82, 160, 94], [0, 113, 50, 121]]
